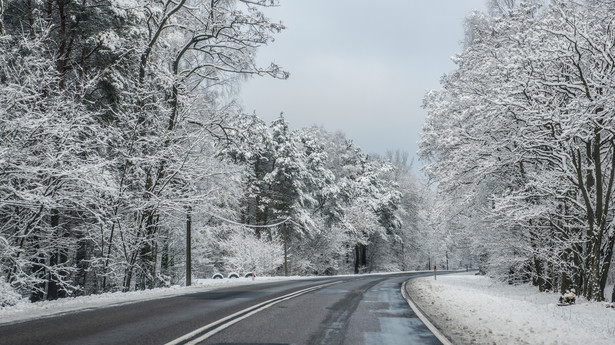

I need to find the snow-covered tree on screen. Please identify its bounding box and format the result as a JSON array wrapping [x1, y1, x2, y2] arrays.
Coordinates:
[[421, 0, 615, 301], [0, 0, 288, 299], [217, 227, 284, 276]]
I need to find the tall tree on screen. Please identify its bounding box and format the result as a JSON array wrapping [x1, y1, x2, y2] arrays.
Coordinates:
[[421, 0, 615, 301]]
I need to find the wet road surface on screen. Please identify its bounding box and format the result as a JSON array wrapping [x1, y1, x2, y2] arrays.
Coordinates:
[[0, 273, 445, 345]]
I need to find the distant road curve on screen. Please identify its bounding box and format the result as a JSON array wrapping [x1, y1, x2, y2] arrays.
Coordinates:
[[1, 272, 449, 345]]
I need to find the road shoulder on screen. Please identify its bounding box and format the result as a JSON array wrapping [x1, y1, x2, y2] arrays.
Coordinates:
[[404, 275, 490, 345], [404, 272, 615, 345], [401, 280, 454, 345]]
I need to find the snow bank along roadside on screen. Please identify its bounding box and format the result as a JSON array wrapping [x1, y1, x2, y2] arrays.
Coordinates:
[[405, 273, 615, 345]]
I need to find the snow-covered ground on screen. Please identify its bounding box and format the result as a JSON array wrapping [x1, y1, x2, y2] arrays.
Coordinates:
[[406, 272, 615, 345], [0, 276, 310, 326]]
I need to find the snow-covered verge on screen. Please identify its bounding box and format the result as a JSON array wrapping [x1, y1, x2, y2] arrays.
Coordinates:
[[406, 273, 615, 345], [0, 277, 23, 307], [0, 276, 311, 326]]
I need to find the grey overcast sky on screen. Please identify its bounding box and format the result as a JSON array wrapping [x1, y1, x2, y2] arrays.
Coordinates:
[[239, 0, 487, 165]]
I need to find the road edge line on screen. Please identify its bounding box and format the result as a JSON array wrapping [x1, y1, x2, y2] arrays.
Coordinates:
[[401, 280, 454, 345]]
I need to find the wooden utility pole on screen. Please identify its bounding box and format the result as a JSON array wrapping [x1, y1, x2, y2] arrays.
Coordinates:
[[186, 206, 192, 286], [283, 222, 288, 276]]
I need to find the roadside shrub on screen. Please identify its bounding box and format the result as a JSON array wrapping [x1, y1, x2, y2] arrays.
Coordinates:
[[0, 277, 22, 307]]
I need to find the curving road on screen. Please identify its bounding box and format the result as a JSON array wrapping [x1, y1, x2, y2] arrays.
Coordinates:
[[0, 272, 445, 345]]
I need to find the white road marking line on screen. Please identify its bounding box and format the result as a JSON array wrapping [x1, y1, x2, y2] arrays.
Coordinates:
[[401, 280, 454, 345], [165, 281, 339, 345]]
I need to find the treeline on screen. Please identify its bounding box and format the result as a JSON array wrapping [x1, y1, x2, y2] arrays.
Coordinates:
[[0, 0, 432, 303], [420, 0, 615, 301], [206, 117, 429, 278]]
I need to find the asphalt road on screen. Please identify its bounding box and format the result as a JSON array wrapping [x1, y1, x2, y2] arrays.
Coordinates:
[[0, 272, 444, 345]]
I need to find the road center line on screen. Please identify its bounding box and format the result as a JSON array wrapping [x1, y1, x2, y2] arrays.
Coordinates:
[[165, 281, 339, 345]]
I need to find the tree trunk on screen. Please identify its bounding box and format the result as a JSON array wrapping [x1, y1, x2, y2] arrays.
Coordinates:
[[47, 209, 60, 300], [123, 263, 134, 292], [598, 234, 615, 301], [160, 228, 170, 287], [354, 243, 367, 274], [354, 245, 360, 274], [0, 0, 6, 35], [30, 233, 46, 302], [74, 234, 89, 294], [529, 227, 545, 292], [136, 170, 160, 289], [560, 247, 573, 294]]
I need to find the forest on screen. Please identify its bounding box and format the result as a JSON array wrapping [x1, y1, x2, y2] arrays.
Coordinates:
[[421, 0, 615, 302], [0, 0, 445, 304]]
